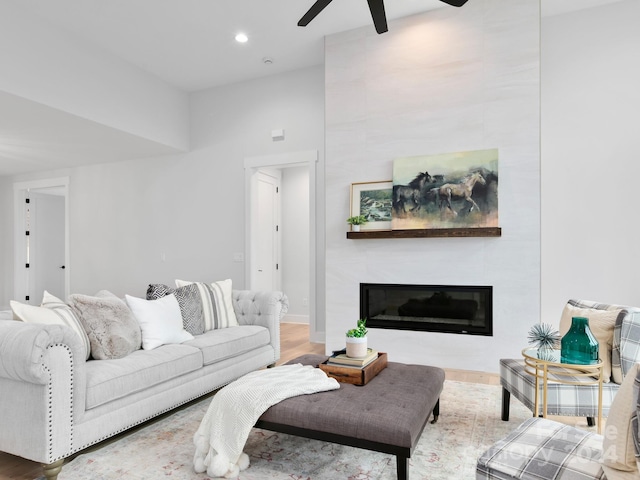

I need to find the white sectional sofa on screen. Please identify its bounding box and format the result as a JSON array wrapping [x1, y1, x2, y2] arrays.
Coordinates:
[[0, 289, 288, 480]]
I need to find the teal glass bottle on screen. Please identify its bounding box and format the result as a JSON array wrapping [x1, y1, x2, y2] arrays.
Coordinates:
[[560, 316, 599, 364]]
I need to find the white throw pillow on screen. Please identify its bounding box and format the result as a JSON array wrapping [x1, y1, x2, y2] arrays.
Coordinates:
[[11, 295, 91, 360], [559, 304, 619, 383], [42, 290, 64, 305], [601, 363, 640, 477], [125, 294, 194, 350], [175, 279, 239, 330]]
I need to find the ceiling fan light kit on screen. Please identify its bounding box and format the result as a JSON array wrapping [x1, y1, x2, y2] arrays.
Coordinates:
[[298, 0, 470, 34]]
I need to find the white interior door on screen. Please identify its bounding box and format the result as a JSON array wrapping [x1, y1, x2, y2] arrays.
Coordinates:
[[254, 171, 281, 291], [30, 192, 66, 300]]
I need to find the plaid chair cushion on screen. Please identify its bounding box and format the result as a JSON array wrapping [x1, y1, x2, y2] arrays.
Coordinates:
[[500, 358, 619, 417], [476, 417, 605, 480]]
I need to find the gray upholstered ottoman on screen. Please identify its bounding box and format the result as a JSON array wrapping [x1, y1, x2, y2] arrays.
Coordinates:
[[256, 354, 445, 480]]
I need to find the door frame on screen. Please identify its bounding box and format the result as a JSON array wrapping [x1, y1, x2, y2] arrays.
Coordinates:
[[13, 177, 70, 303], [244, 150, 319, 339]]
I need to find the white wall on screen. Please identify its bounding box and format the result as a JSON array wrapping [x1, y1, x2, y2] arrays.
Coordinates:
[[281, 166, 310, 323], [0, 1, 189, 151], [324, 0, 540, 372], [0, 66, 324, 303], [190, 66, 326, 335], [541, 0, 640, 320]]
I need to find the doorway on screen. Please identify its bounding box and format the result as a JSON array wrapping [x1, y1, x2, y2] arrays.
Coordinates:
[[253, 169, 281, 292], [13, 178, 69, 304], [244, 150, 319, 339]]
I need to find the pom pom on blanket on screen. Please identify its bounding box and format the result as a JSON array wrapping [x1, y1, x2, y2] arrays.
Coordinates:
[[237, 452, 250, 471], [209, 453, 234, 478]]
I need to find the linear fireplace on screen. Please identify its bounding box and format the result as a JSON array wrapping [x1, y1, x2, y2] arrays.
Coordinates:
[[360, 283, 493, 336]]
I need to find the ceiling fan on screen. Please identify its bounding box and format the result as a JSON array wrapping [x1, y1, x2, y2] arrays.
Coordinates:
[[298, 0, 470, 35]]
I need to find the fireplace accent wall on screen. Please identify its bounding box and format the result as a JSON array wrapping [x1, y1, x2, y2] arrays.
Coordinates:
[[360, 283, 493, 336]]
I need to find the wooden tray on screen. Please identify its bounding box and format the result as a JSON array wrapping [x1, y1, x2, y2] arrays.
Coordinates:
[[319, 352, 388, 385]]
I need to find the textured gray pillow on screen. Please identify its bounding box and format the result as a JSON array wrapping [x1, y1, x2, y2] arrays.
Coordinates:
[[69, 293, 142, 360]]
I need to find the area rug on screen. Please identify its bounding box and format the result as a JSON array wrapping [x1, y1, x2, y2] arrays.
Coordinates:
[[41, 380, 532, 480]]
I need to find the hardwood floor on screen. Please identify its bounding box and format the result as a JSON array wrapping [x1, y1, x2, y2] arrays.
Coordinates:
[[276, 322, 325, 366], [0, 454, 41, 479], [0, 322, 502, 479]]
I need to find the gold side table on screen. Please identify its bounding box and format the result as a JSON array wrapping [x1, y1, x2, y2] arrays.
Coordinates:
[[522, 347, 604, 434]]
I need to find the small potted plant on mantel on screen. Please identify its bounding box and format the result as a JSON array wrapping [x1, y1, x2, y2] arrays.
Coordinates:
[[346, 318, 368, 358], [347, 215, 368, 232]]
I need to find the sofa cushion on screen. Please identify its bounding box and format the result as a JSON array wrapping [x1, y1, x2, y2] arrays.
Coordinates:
[[125, 294, 194, 350], [601, 363, 640, 477], [560, 303, 619, 383], [175, 279, 239, 330], [84, 343, 202, 409], [68, 293, 141, 360], [184, 325, 270, 365], [146, 283, 206, 336]]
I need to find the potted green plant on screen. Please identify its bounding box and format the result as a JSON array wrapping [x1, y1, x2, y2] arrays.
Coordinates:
[[346, 318, 368, 358], [347, 215, 368, 232]]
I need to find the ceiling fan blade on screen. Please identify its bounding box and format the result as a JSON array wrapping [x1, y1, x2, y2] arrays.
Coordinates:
[[298, 0, 334, 26], [367, 0, 388, 34], [439, 0, 470, 6]]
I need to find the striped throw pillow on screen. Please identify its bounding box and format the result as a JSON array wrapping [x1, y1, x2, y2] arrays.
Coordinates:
[[10, 293, 91, 360], [175, 279, 239, 330]]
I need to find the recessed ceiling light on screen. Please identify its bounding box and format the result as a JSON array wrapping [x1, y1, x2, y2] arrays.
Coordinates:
[[235, 33, 248, 43]]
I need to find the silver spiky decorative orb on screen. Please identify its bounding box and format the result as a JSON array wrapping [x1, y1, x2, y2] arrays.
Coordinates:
[[527, 323, 561, 350]]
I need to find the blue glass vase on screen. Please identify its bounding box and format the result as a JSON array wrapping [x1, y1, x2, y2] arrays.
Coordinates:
[[560, 316, 599, 365]]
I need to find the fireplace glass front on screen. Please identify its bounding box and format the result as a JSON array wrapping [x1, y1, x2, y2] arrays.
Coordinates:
[[360, 283, 493, 336]]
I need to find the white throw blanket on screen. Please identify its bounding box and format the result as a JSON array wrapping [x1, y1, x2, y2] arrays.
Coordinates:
[[193, 363, 340, 478]]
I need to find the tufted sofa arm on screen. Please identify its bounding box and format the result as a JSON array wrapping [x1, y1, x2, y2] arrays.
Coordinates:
[[232, 290, 289, 362], [0, 320, 87, 464], [0, 321, 85, 384]]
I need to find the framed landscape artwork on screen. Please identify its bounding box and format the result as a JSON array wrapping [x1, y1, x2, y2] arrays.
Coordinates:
[[391, 149, 499, 230], [350, 181, 393, 231]]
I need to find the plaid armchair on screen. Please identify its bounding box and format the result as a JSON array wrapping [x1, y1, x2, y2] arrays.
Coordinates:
[[500, 299, 640, 423], [478, 361, 640, 480]]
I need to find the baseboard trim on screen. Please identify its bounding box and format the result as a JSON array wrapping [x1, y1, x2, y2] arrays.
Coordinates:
[[281, 315, 309, 324]]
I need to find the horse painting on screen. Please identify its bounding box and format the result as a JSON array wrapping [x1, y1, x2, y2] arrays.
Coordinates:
[[435, 171, 486, 216], [392, 171, 433, 214]]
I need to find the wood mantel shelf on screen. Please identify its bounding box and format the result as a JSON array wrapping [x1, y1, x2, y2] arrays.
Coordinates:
[[346, 227, 502, 239]]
